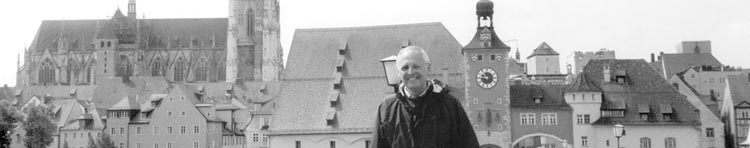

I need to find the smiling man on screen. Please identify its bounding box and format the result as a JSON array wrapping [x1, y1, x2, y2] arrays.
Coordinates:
[[371, 46, 479, 148]]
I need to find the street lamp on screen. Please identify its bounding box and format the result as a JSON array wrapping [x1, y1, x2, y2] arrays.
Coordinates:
[[613, 124, 625, 148], [380, 55, 399, 92]]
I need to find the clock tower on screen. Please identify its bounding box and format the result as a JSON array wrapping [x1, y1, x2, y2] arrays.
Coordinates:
[[463, 0, 512, 147]]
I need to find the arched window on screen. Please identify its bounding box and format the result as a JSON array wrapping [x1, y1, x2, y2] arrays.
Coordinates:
[[195, 57, 208, 81], [118, 55, 132, 77], [107, 41, 111, 47], [246, 8, 253, 37], [640, 137, 651, 148], [100, 41, 105, 48], [152, 57, 164, 76], [39, 58, 55, 84], [67, 59, 77, 84], [664, 137, 676, 148], [174, 57, 186, 82], [217, 60, 226, 81]]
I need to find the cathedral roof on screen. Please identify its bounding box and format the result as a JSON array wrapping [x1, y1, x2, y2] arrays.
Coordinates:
[[510, 85, 571, 110], [29, 17, 227, 52], [565, 73, 601, 92], [527, 42, 559, 59]]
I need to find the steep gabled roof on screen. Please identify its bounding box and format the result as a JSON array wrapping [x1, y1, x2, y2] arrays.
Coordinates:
[[527, 42, 559, 59], [727, 75, 750, 106], [566, 74, 602, 92], [109, 96, 140, 110], [284, 22, 464, 80], [510, 85, 571, 110], [583, 59, 700, 125], [660, 53, 722, 78], [91, 77, 169, 110]]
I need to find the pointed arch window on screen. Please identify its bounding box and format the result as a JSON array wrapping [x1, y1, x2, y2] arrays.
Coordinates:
[[39, 59, 55, 84], [118, 55, 132, 77], [217, 60, 226, 81], [195, 57, 209, 81], [152, 57, 164, 76], [247, 8, 254, 38], [67, 59, 77, 84], [174, 57, 187, 82]]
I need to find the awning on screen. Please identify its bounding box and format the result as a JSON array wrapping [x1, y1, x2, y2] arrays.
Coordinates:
[[615, 70, 627, 76]]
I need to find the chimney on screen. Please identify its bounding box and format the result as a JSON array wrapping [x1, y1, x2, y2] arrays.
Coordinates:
[[603, 66, 611, 82], [650, 53, 655, 63]]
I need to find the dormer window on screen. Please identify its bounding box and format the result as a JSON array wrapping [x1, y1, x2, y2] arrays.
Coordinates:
[[660, 104, 674, 121], [533, 95, 543, 104], [615, 70, 627, 84], [638, 104, 650, 121], [338, 39, 347, 55]]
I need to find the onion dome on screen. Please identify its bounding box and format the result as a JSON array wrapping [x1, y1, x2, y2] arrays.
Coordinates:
[[476, 0, 494, 17]]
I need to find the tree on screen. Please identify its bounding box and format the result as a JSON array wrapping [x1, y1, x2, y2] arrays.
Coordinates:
[[86, 134, 97, 148], [96, 133, 116, 148], [0, 100, 22, 148], [21, 105, 56, 148]]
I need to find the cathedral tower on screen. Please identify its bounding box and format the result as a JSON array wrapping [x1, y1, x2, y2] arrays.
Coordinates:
[[462, 0, 512, 147], [227, 0, 283, 82]]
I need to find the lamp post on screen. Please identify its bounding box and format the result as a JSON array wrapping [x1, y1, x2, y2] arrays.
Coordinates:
[[613, 124, 625, 148], [380, 55, 400, 93]]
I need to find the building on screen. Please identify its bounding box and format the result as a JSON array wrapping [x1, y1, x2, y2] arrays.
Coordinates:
[[16, 0, 282, 87], [268, 22, 466, 148], [721, 75, 750, 148], [649, 41, 722, 79], [572, 49, 615, 74], [669, 67, 750, 111], [510, 85, 573, 148], [676, 41, 711, 54], [577, 59, 702, 148], [668, 69, 727, 148], [527, 42, 560, 75]]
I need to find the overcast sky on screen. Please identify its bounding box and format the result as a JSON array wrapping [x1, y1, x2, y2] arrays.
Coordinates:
[[1, 0, 748, 87]]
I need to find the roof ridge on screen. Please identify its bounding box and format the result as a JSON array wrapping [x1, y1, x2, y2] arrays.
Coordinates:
[[295, 22, 443, 32]]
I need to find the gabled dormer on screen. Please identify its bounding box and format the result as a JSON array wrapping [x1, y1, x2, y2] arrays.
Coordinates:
[[564, 74, 603, 104]]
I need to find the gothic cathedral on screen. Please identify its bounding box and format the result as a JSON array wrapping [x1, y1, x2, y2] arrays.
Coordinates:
[[16, 0, 282, 87]]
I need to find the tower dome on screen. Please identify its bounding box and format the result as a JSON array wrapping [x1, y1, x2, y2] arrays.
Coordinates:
[[476, 0, 494, 17]]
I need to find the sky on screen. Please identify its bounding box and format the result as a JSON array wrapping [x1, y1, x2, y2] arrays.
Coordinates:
[[1, 0, 748, 87]]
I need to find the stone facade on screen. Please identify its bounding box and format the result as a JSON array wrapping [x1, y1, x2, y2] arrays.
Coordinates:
[[573, 49, 615, 75]]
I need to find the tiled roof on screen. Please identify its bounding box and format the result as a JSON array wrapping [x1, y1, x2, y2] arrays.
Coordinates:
[[727, 75, 750, 106], [15, 85, 96, 106], [284, 22, 465, 80], [566, 74, 602, 92], [660, 53, 722, 79], [527, 42, 559, 58], [109, 96, 140, 110], [583, 59, 700, 125], [30, 17, 227, 52], [91, 77, 169, 110], [510, 85, 571, 110]]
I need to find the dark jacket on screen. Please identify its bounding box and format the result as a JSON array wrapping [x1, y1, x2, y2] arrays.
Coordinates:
[[371, 80, 479, 148]]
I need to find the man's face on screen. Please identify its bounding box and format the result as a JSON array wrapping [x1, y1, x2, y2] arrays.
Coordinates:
[[395, 50, 430, 89]]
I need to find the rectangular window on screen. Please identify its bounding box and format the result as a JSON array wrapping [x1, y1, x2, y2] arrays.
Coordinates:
[[137, 127, 142, 134], [253, 133, 259, 142], [262, 135, 269, 146], [366, 140, 371, 148], [194, 126, 199, 134], [640, 113, 649, 121], [330, 141, 336, 148], [583, 114, 590, 124], [296, 141, 301, 148], [168, 126, 173, 134], [167, 142, 172, 148], [111, 128, 116, 134], [120, 127, 125, 134], [263, 117, 270, 126], [520, 113, 535, 125], [154, 143, 159, 148], [181, 126, 186, 134], [193, 141, 199, 148], [154, 127, 159, 134], [120, 143, 124, 148], [663, 113, 673, 121], [740, 127, 749, 137], [581, 136, 589, 147], [576, 114, 583, 124], [137, 143, 141, 148], [706, 128, 715, 137], [542, 113, 557, 125]]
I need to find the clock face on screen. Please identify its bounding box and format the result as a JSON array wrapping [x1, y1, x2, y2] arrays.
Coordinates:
[[476, 68, 498, 88]]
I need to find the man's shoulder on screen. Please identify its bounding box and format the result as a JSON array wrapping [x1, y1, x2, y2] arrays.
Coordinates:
[[379, 94, 400, 107]]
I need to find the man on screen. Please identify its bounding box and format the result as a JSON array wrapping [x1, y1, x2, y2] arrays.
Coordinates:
[[371, 46, 479, 148]]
